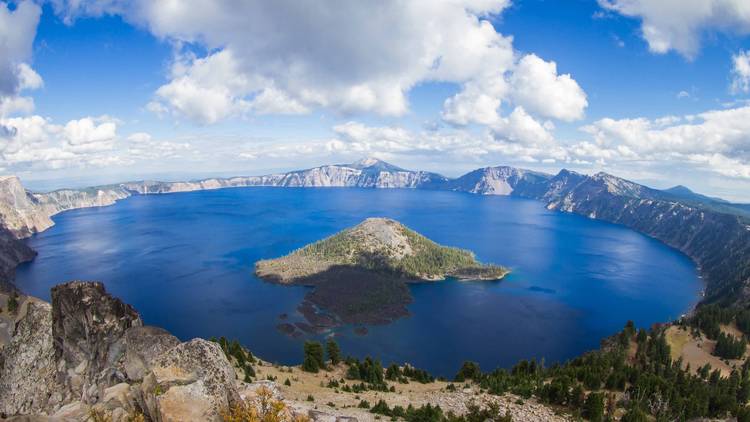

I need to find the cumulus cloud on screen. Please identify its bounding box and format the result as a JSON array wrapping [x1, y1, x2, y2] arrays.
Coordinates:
[[731, 50, 750, 94], [575, 105, 750, 177], [51, 0, 586, 129], [492, 107, 555, 146], [0, 1, 43, 117], [442, 53, 587, 126], [0, 115, 122, 170], [598, 0, 750, 58], [509, 54, 588, 122]]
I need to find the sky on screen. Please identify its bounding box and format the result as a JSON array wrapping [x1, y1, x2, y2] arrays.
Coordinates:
[[2, 1, 750, 201]]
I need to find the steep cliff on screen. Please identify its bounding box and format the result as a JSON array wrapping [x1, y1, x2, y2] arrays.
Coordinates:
[[0, 228, 35, 292], [122, 158, 447, 194], [444, 166, 551, 197], [0, 176, 54, 237], [536, 171, 750, 305], [34, 186, 131, 217]]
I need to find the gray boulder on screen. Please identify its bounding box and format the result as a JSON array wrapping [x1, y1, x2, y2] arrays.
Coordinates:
[[140, 338, 239, 422], [124, 326, 180, 381]]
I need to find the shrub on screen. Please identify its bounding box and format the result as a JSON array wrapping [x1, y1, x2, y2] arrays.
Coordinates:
[[7, 292, 18, 315], [454, 361, 481, 382]]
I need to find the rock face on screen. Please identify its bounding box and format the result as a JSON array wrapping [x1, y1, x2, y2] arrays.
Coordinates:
[[0, 301, 63, 415], [33, 186, 131, 218], [0, 228, 35, 292], [123, 326, 180, 381], [51, 281, 143, 403], [141, 339, 240, 422], [445, 166, 551, 197], [536, 171, 750, 305], [0, 176, 54, 237]]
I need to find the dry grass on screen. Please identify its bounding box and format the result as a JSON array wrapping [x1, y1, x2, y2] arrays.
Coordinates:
[[664, 325, 740, 376]]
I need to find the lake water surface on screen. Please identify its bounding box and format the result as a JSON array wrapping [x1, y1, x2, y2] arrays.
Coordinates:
[[16, 187, 702, 376]]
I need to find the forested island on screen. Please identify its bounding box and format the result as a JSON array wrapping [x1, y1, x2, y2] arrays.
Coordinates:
[[255, 218, 508, 332]]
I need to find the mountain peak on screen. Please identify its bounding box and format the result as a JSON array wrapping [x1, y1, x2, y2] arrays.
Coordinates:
[[665, 185, 694, 195], [347, 157, 405, 172]]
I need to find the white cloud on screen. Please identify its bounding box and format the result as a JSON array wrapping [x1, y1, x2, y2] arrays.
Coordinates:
[[0, 96, 35, 117], [731, 50, 750, 94], [127, 132, 152, 143], [598, 0, 750, 58], [63, 118, 117, 147], [135, 0, 521, 123], [0, 115, 122, 170], [492, 106, 555, 146], [0, 1, 43, 118], [152, 50, 252, 124], [442, 53, 587, 127], [312, 104, 750, 181], [52, 0, 586, 129], [442, 76, 507, 126], [509, 54, 588, 122], [575, 105, 750, 178]]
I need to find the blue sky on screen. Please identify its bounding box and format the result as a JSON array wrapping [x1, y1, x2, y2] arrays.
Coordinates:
[[2, 0, 750, 201]]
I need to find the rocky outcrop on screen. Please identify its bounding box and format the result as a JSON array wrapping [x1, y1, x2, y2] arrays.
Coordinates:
[[0, 282, 248, 420], [140, 339, 239, 422], [123, 326, 180, 382], [50, 281, 143, 404], [0, 301, 63, 416]]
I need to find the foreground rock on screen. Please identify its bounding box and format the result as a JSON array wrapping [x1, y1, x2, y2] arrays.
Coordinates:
[[0, 282, 242, 421], [51, 282, 143, 404], [141, 339, 240, 421]]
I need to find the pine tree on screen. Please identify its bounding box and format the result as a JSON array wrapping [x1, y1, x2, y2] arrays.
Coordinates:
[[584, 392, 605, 422], [302, 341, 324, 373], [326, 339, 341, 365]]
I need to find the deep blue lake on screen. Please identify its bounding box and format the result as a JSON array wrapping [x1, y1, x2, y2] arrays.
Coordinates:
[[16, 187, 701, 376]]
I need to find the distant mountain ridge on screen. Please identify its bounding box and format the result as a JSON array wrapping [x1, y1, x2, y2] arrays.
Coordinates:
[[0, 157, 749, 307]]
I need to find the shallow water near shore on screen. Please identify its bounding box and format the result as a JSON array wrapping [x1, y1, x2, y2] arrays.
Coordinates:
[[16, 187, 701, 376]]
